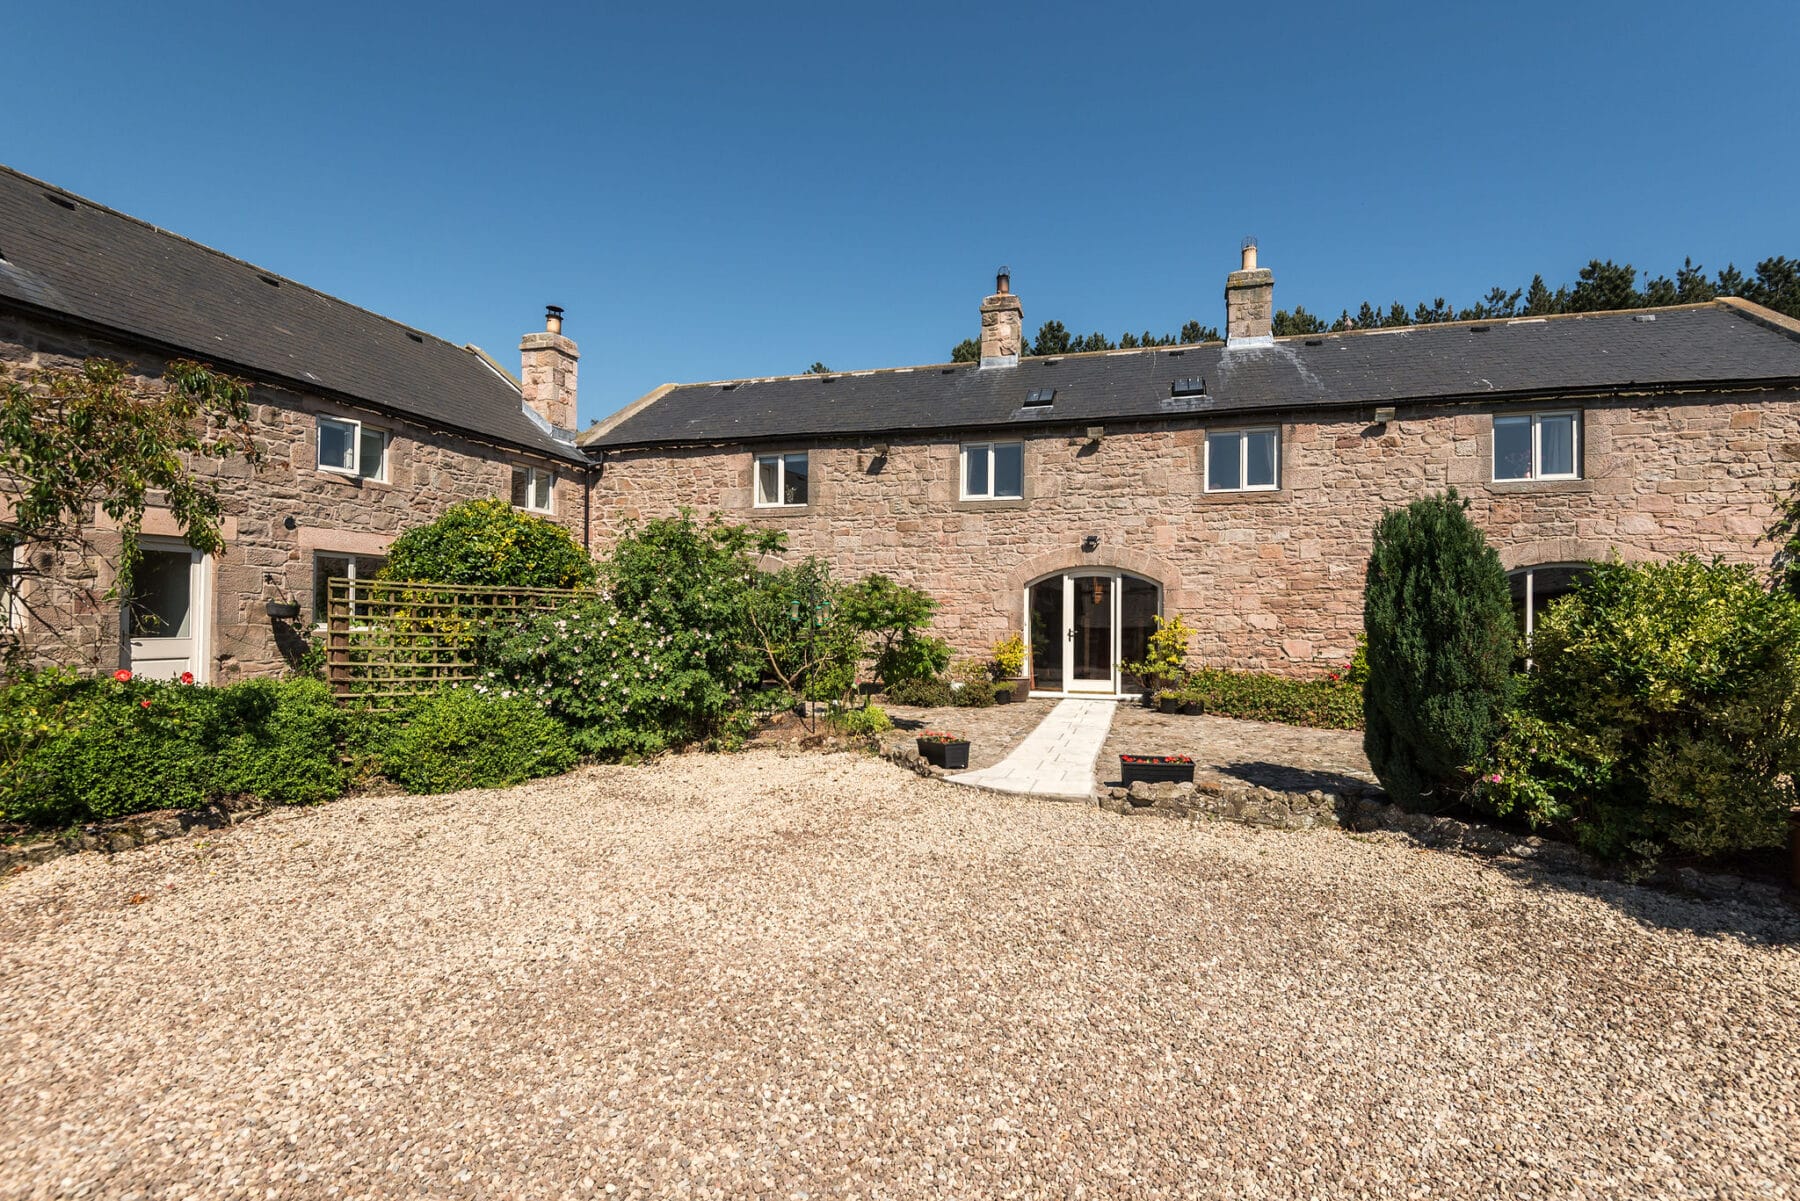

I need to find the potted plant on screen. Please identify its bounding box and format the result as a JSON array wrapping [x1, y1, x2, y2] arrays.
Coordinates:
[[988, 632, 1030, 701], [1157, 690, 1182, 714], [1120, 613, 1194, 704], [1120, 753, 1196, 786], [1180, 695, 1205, 716], [916, 730, 971, 770]]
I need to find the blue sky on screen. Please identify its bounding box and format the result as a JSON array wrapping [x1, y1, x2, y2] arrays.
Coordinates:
[[6, 1, 1796, 424]]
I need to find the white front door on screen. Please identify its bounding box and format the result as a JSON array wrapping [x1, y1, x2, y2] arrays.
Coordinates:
[[125, 541, 209, 682], [1065, 573, 1117, 694]]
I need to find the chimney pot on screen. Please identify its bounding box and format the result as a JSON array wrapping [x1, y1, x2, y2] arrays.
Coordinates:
[[1240, 237, 1258, 271], [996, 266, 1011, 295], [545, 304, 565, 335]]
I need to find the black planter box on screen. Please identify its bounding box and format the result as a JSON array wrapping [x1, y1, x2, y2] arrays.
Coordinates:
[[1121, 757, 1196, 786], [918, 739, 970, 770], [1157, 696, 1182, 713], [1180, 701, 1204, 716], [264, 601, 301, 620]]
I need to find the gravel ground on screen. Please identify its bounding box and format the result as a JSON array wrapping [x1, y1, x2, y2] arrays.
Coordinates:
[[1101, 707, 1377, 794], [3, 750, 1798, 1200]]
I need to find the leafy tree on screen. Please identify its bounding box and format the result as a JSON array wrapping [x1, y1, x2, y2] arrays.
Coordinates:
[[381, 498, 597, 589], [1362, 490, 1518, 811], [744, 556, 860, 701], [835, 574, 949, 695], [0, 357, 260, 655]]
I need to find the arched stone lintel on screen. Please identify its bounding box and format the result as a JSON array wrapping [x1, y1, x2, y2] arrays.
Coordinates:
[[992, 547, 1188, 628], [1496, 539, 1653, 573]]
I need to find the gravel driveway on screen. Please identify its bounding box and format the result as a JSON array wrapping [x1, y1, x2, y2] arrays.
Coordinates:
[[3, 750, 1797, 1199]]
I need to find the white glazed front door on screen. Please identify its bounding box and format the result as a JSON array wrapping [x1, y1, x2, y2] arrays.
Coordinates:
[[124, 540, 209, 682]]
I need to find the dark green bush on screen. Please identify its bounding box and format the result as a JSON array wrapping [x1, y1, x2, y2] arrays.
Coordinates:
[[1362, 490, 1517, 810], [381, 498, 597, 589], [1176, 670, 1363, 730], [1480, 557, 1800, 861], [0, 671, 353, 825], [885, 676, 954, 707], [951, 678, 996, 708], [381, 687, 577, 794]]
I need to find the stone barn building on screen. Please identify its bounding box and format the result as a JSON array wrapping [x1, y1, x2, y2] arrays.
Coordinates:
[[582, 249, 1800, 695], [0, 165, 590, 681]]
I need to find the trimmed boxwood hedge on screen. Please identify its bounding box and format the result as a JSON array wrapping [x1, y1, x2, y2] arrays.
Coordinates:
[[1168, 670, 1363, 730]]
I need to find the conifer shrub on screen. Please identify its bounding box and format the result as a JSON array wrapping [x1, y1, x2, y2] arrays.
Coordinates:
[[1361, 490, 1517, 810]]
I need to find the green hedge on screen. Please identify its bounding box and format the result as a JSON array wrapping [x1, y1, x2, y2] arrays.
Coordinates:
[[1168, 670, 1364, 730], [0, 672, 351, 825], [0, 671, 582, 826]]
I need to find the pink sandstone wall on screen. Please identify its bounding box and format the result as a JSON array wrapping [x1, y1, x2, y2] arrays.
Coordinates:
[[2, 313, 589, 679], [590, 389, 1800, 675]]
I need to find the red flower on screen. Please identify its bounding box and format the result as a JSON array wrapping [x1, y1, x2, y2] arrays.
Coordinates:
[[113, 669, 132, 683], [139, 698, 151, 710], [179, 671, 195, 685]]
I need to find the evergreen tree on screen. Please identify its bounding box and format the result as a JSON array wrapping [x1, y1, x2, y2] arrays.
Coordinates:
[[805, 362, 830, 374], [1362, 490, 1518, 811], [1569, 259, 1640, 312], [1272, 305, 1328, 335], [1031, 321, 1072, 356], [950, 338, 980, 363], [1675, 257, 1715, 303]]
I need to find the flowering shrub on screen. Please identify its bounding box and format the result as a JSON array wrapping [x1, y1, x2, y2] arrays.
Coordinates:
[[381, 686, 576, 794], [477, 596, 745, 760], [916, 730, 965, 744], [1479, 556, 1800, 861]]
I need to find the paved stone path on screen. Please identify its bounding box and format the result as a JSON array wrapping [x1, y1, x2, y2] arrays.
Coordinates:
[[946, 698, 1116, 798]]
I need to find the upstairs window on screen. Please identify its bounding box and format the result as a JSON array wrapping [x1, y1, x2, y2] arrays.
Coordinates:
[[317, 416, 388, 481], [754, 452, 809, 507], [512, 465, 555, 514], [961, 441, 1024, 500], [1205, 428, 1279, 492], [1494, 411, 1580, 481]]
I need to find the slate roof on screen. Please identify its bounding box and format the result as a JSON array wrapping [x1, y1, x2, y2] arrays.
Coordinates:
[[584, 301, 1800, 450], [0, 164, 581, 462]]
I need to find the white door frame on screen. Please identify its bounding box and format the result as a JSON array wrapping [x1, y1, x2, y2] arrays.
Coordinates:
[[1025, 570, 1152, 698], [124, 537, 211, 683]]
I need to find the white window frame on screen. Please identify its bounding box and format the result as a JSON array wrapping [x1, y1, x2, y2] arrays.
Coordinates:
[[316, 416, 389, 481], [753, 452, 810, 508], [959, 441, 1025, 501], [1203, 427, 1281, 493], [512, 465, 555, 514], [312, 551, 388, 630], [2, 539, 22, 631], [1493, 410, 1581, 482]]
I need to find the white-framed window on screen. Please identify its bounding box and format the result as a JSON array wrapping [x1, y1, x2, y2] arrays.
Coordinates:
[[312, 552, 388, 627], [1204, 427, 1280, 492], [754, 452, 810, 507], [511, 465, 555, 514], [317, 416, 389, 481], [2, 537, 22, 631], [1494, 411, 1581, 481], [960, 441, 1024, 500]]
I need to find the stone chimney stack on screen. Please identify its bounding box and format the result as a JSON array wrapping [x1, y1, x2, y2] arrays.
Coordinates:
[[978, 267, 1023, 368], [1225, 239, 1275, 347], [519, 304, 578, 431]]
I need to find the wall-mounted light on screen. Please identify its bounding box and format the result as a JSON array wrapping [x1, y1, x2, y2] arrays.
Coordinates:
[[1082, 534, 1101, 552], [1373, 406, 1396, 425], [1085, 425, 1105, 443]]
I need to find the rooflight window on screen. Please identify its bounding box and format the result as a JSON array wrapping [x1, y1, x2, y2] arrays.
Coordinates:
[[1024, 388, 1055, 407], [1171, 377, 1207, 397]]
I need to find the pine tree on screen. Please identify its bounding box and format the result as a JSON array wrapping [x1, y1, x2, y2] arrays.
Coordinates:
[[1362, 490, 1518, 811], [1569, 259, 1640, 312]]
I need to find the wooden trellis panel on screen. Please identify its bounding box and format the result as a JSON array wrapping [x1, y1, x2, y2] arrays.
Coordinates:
[[325, 578, 588, 706]]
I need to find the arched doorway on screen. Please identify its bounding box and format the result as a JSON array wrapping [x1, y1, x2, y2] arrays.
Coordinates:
[[1025, 571, 1161, 696]]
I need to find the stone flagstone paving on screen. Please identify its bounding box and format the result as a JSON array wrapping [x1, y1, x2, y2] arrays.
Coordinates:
[[946, 697, 1115, 798]]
